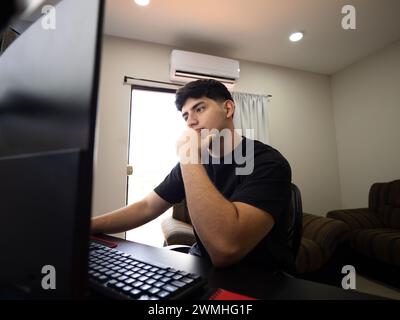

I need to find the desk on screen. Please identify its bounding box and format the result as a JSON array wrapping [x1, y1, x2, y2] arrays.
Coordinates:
[[99, 235, 381, 300]]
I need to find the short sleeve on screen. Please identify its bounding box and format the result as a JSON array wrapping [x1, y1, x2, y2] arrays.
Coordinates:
[[229, 157, 291, 223], [153, 163, 185, 204]]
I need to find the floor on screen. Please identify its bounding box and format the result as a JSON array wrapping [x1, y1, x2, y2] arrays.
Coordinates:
[[355, 274, 400, 300]]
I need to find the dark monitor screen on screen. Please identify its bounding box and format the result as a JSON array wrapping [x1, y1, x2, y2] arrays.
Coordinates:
[[0, 0, 104, 298]]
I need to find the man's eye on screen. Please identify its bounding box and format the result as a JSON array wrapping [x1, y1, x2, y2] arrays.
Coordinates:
[[196, 106, 204, 112]]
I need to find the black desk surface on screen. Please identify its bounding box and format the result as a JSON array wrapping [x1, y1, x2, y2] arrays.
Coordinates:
[[99, 235, 382, 300]]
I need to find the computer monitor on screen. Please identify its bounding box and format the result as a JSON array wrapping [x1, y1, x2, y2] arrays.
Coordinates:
[[0, 0, 104, 298]]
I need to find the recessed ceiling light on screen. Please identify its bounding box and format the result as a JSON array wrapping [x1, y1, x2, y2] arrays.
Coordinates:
[[289, 32, 304, 42], [134, 0, 150, 6]]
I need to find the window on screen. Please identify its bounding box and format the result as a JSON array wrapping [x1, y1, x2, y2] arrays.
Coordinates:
[[126, 87, 186, 246]]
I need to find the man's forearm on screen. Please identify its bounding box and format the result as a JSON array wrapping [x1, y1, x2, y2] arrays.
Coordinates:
[[91, 200, 152, 234], [180, 163, 240, 262]]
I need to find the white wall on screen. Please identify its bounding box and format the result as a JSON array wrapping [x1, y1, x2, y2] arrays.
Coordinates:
[[331, 40, 400, 208], [92, 35, 342, 218], [235, 61, 341, 215]]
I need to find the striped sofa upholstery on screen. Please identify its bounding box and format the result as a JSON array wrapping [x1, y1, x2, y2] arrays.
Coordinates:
[[327, 179, 400, 267], [294, 213, 348, 274], [161, 201, 348, 274]]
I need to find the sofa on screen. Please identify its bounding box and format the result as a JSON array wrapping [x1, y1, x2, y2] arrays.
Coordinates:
[[327, 179, 400, 288]]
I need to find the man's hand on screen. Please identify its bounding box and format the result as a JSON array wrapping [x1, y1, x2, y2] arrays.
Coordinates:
[[176, 129, 215, 164]]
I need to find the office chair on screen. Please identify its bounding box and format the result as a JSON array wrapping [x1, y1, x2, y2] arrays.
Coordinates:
[[281, 183, 303, 274], [161, 198, 194, 253]]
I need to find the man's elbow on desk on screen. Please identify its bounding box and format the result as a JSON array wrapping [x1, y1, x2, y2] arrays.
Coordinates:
[[207, 242, 246, 268]]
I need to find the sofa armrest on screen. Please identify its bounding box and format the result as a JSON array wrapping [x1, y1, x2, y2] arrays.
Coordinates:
[[302, 213, 349, 260], [295, 238, 324, 274], [327, 208, 384, 230], [294, 213, 348, 274]]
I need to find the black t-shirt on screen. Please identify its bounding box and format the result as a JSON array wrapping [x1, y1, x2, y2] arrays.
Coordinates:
[[154, 137, 292, 270]]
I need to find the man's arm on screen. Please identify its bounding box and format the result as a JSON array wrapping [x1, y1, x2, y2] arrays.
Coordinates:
[[91, 191, 172, 234], [180, 163, 275, 268]]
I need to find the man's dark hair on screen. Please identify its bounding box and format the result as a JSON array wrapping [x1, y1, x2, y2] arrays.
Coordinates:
[[175, 79, 234, 111]]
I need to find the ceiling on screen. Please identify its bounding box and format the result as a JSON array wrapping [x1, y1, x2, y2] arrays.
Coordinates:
[[104, 0, 400, 75]]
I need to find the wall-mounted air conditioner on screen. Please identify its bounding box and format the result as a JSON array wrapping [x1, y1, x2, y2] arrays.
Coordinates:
[[170, 50, 240, 89]]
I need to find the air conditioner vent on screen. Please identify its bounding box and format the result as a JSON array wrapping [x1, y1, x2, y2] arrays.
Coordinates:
[[170, 50, 240, 89]]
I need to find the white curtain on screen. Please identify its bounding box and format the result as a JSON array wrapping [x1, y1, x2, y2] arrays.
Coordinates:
[[231, 92, 270, 144]]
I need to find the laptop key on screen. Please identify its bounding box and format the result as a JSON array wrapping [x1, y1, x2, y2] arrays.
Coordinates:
[[153, 281, 165, 288], [132, 281, 144, 288], [129, 289, 142, 298], [163, 284, 178, 293], [138, 275, 149, 282], [157, 291, 170, 298], [148, 287, 160, 295], [180, 277, 194, 284], [97, 275, 109, 283], [160, 277, 171, 283], [171, 280, 186, 288], [124, 278, 135, 285], [122, 286, 133, 293], [188, 273, 201, 279], [110, 272, 122, 279], [140, 284, 151, 291]]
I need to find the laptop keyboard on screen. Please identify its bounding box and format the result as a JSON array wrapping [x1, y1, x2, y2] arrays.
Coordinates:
[[88, 241, 206, 300]]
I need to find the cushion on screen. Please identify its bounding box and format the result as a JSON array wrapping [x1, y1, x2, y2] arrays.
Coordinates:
[[350, 228, 400, 266], [381, 205, 400, 229], [295, 238, 324, 274], [327, 209, 384, 230], [302, 213, 349, 259]]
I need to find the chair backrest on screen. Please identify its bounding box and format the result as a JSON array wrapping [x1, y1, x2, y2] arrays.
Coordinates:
[[287, 183, 303, 264], [172, 199, 192, 225]]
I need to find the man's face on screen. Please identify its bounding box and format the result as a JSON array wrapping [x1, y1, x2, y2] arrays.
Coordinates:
[[181, 97, 228, 132]]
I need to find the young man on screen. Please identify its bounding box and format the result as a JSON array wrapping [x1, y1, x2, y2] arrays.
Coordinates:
[[92, 79, 292, 269]]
